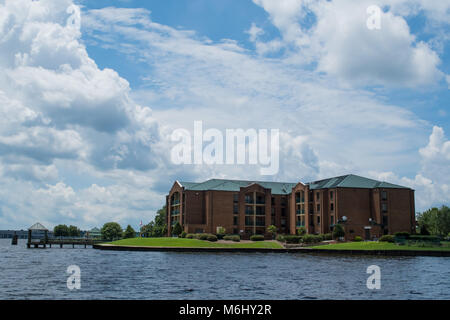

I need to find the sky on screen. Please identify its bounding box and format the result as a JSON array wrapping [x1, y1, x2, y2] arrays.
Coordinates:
[[0, 0, 449, 230]]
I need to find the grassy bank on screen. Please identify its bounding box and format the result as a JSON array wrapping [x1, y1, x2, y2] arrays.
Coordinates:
[[109, 237, 283, 249], [311, 241, 450, 251]]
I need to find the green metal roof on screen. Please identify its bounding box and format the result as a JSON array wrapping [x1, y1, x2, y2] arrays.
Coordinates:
[[179, 179, 297, 195], [307, 174, 410, 190], [179, 174, 410, 194]]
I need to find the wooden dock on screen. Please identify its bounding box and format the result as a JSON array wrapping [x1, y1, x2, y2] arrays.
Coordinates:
[[27, 239, 103, 249]]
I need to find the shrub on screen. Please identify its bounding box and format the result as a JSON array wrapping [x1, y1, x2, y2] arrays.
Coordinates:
[[207, 234, 218, 242], [224, 235, 240, 242], [195, 233, 209, 240], [180, 231, 187, 238], [394, 232, 410, 238], [223, 235, 240, 242], [302, 234, 321, 244], [185, 233, 195, 239], [297, 227, 307, 236], [353, 236, 363, 242], [276, 234, 285, 242], [409, 235, 440, 241], [379, 235, 395, 243], [216, 233, 224, 240], [250, 235, 265, 241], [323, 233, 332, 240], [172, 222, 183, 237], [216, 226, 226, 235], [332, 224, 345, 239], [283, 235, 301, 244]]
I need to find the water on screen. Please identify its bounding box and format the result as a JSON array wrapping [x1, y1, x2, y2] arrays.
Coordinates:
[[1, 239, 449, 299]]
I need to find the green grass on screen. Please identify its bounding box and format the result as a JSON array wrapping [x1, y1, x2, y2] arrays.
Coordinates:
[[311, 241, 450, 251], [109, 237, 283, 249]]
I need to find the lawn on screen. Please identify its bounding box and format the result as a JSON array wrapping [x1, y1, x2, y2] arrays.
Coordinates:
[[109, 237, 284, 249], [311, 241, 450, 251]]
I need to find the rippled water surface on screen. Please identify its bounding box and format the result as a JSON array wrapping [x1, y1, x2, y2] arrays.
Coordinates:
[[0, 239, 449, 299]]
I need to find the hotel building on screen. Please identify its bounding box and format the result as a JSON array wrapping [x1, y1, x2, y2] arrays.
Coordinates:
[[166, 174, 415, 240]]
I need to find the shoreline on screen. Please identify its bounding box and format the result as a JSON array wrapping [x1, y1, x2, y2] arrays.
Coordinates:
[[93, 244, 450, 257]]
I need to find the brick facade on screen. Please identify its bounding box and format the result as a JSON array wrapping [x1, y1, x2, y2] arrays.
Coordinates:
[[166, 175, 415, 240]]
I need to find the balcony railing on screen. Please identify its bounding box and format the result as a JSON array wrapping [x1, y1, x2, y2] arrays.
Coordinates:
[[296, 222, 305, 227], [171, 209, 180, 215]]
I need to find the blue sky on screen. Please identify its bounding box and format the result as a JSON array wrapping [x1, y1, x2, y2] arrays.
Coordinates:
[[0, 0, 449, 230]]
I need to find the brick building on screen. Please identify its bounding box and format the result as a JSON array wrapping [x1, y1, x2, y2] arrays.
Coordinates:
[[166, 174, 415, 240]]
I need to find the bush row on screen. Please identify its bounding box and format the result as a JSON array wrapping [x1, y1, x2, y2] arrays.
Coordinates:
[[185, 233, 217, 241], [223, 235, 240, 242], [250, 235, 265, 241], [276, 233, 332, 244]]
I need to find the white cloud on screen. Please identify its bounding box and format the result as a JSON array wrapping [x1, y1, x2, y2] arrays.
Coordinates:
[[0, 0, 165, 229], [252, 0, 445, 87], [370, 126, 450, 211]]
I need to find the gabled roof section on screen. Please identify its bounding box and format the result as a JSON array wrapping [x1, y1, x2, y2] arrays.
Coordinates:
[[177, 174, 410, 194], [308, 174, 410, 190], [28, 222, 48, 231], [178, 179, 296, 195]]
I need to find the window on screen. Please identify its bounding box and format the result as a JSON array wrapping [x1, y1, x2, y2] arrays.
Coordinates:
[[281, 208, 286, 217], [382, 215, 388, 226], [281, 197, 287, 206], [271, 197, 275, 205], [330, 191, 333, 200], [233, 215, 238, 226], [381, 203, 387, 213], [271, 207, 275, 216], [316, 192, 320, 200], [316, 204, 320, 212], [317, 216, 320, 224], [233, 193, 239, 202], [281, 219, 286, 227], [330, 203, 334, 211], [381, 191, 387, 200], [233, 204, 239, 214], [331, 216, 334, 225]]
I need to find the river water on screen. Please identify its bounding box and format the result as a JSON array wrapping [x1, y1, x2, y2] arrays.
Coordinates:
[[0, 239, 449, 299]]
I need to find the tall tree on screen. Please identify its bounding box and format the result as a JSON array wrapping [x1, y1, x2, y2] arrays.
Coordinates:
[[417, 205, 450, 236], [68, 225, 80, 237], [142, 205, 167, 237], [54, 224, 69, 237], [101, 222, 123, 241], [123, 225, 136, 239]]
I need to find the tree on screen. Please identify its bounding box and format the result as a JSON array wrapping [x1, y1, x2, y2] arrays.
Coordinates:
[[54, 224, 69, 237], [417, 206, 450, 236], [217, 226, 226, 235], [68, 225, 80, 237], [332, 224, 345, 239], [296, 226, 306, 236], [101, 222, 123, 241], [141, 206, 167, 237], [267, 225, 278, 239], [123, 225, 136, 239], [172, 222, 182, 237]]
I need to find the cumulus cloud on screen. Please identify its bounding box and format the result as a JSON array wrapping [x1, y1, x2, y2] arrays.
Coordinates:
[[370, 126, 450, 211], [252, 0, 446, 87], [0, 0, 164, 229]]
